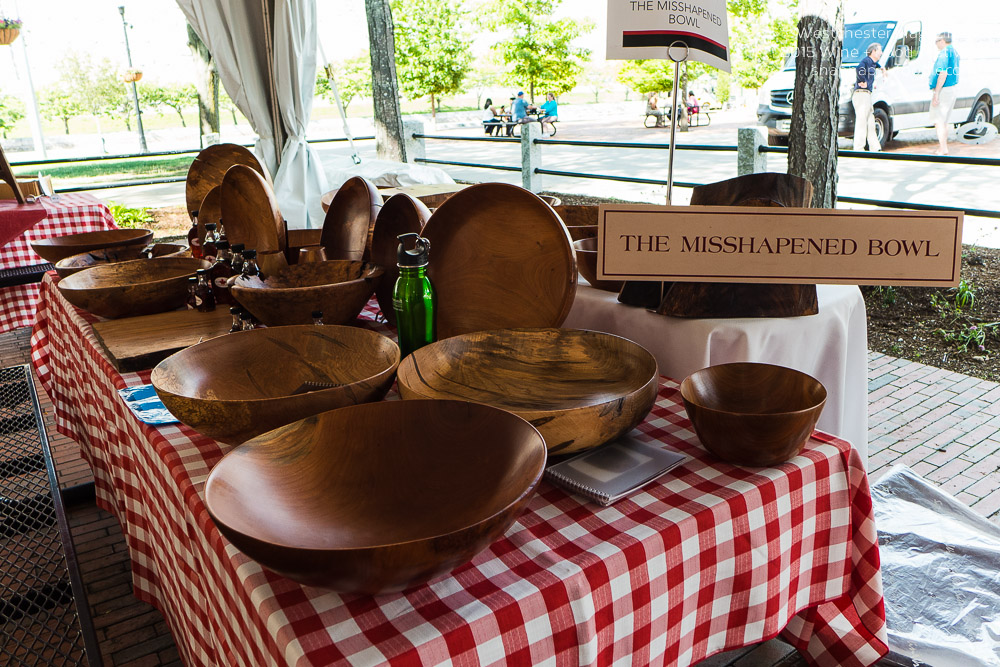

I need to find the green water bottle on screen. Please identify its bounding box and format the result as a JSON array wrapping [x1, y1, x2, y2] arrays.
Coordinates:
[[393, 233, 435, 358]]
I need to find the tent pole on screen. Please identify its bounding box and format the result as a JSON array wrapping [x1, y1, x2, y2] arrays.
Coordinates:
[[318, 41, 361, 164]]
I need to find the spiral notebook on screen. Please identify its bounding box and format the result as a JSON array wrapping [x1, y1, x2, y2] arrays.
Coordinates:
[[545, 433, 687, 506]]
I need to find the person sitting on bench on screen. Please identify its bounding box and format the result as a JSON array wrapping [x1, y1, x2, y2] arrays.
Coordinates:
[[646, 92, 665, 127], [538, 92, 558, 135], [509, 91, 533, 136], [687, 91, 700, 116], [482, 98, 502, 136]]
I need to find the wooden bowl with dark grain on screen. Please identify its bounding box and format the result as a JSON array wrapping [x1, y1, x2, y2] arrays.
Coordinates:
[[152, 325, 400, 445], [572, 237, 624, 293], [230, 260, 382, 326], [320, 176, 383, 261], [397, 328, 658, 455], [680, 362, 827, 467], [56, 256, 209, 319], [204, 399, 546, 593], [31, 228, 153, 263], [55, 243, 188, 279]]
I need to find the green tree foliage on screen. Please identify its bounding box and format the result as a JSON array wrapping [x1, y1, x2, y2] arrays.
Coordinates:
[[728, 0, 799, 89], [219, 88, 243, 125], [0, 95, 25, 138], [617, 60, 713, 95], [485, 0, 593, 102], [150, 83, 197, 127], [39, 88, 82, 135], [54, 52, 125, 141], [390, 0, 472, 118], [315, 51, 373, 113]]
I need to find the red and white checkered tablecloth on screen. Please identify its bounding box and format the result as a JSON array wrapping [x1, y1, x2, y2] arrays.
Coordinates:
[[30, 274, 888, 667], [0, 193, 117, 334]]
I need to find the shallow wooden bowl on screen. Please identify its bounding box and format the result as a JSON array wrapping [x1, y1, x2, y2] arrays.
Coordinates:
[[565, 225, 597, 241], [680, 362, 827, 467], [231, 260, 382, 326], [55, 243, 188, 278], [221, 164, 285, 253], [422, 183, 576, 339], [185, 142, 269, 218], [31, 228, 153, 263], [204, 399, 546, 592], [320, 176, 383, 261], [370, 193, 430, 325], [56, 257, 209, 319], [553, 204, 598, 227], [152, 325, 399, 446], [397, 328, 658, 454], [572, 238, 624, 293]]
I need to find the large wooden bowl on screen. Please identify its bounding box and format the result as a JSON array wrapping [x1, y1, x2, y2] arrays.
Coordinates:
[[152, 325, 400, 446], [185, 142, 269, 218], [204, 399, 546, 592], [573, 237, 624, 293], [422, 183, 576, 339], [56, 257, 209, 319], [370, 193, 430, 325], [320, 176, 383, 261], [397, 328, 658, 454], [55, 243, 188, 279], [230, 260, 382, 326], [221, 164, 285, 253], [680, 362, 827, 467], [31, 228, 153, 263]]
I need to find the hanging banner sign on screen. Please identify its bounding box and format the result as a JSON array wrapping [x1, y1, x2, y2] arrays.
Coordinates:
[[606, 0, 731, 71], [596, 205, 964, 287]]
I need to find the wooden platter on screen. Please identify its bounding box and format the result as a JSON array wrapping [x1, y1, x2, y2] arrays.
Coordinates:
[[185, 143, 269, 218], [320, 177, 382, 261], [220, 164, 285, 253], [370, 193, 430, 325], [420, 183, 577, 339], [92, 307, 234, 372], [397, 328, 658, 454]]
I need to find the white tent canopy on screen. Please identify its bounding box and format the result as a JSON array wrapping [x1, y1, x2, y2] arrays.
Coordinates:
[[175, 0, 328, 229]]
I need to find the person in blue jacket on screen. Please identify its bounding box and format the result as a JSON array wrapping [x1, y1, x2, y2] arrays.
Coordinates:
[[929, 31, 960, 155]]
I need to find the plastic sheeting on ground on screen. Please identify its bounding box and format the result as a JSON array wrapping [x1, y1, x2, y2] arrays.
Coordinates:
[[872, 465, 1000, 666]]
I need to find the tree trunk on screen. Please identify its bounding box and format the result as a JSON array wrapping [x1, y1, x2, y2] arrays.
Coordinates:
[[62, 118, 70, 135], [430, 93, 436, 120], [187, 25, 221, 135], [175, 108, 187, 127], [788, 0, 843, 208], [365, 0, 406, 162]]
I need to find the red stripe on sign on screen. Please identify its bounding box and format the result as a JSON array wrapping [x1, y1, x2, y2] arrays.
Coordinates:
[[622, 29, 728, 51]]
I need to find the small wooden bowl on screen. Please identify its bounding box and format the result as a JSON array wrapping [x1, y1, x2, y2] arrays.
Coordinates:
[[397, 328, 658, 455], [230, 260, 382, 326], [553, 204, 598, 227], [320, 176, 383, 261], [55, 243, 188, 279], [680, 362, 827, 467], [56, 257, 209, 319], [572, 238, 624, 293], [565, 225, 597, 241], [204, 399, 546, 592], [31, 229, 153, 263], [152, 325, 400, 446]]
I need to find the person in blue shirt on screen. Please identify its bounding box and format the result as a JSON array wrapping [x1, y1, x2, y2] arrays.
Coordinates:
[[511, 91, 532, 133], [929, 32, 960, 155], [538, 93, 558, 135], [852, 43, 884, 151]]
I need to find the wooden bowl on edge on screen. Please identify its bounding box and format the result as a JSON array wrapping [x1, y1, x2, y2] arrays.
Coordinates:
[[370, 193, 431, 325], [204, 399, 547, 593], [572, 237, 624, 293], [397, 328, 659, 455], [31, 228, 154, 263], [56, 256, 209, 319], [680, 362, 827, 466], [151, 324, 400, 445]]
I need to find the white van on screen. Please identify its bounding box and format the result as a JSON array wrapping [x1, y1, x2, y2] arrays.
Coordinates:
[[757, 6, 1000, 148]]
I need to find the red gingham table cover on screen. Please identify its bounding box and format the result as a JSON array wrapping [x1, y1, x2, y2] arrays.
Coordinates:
[[0, 193, 117, 334], [30, 274, 888, 667]]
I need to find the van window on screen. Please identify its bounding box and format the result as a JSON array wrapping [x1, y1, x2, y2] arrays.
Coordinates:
[[842, 21, 896, 64], [890, 22, 921, 65]]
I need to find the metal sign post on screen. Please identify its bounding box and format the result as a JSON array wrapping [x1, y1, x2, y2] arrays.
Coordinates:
[[666, 41, 689, 205]]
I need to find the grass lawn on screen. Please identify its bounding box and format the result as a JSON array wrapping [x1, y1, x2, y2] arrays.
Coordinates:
[[13, 154, 194, 189]]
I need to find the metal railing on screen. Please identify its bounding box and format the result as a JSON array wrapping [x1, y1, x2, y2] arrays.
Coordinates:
[[411, 125, 1000, 219]]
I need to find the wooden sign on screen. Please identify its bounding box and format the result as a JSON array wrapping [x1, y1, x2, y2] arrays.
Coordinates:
[[597, 205, 963, 287], [0, 141, 25, 205], [605, 0, 731, 72]]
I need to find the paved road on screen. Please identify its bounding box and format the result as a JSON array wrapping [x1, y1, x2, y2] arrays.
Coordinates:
[[97, 106, 1000, 246]]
